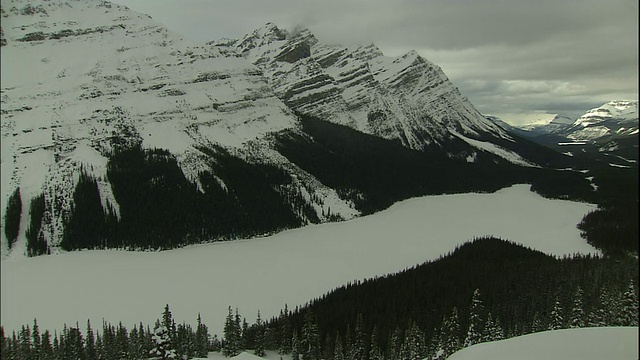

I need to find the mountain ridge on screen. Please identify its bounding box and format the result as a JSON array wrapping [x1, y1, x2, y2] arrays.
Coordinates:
[[1, 0, 592, 258]]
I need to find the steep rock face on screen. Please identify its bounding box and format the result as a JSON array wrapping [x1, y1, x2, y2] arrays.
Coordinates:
[[0, 1, 355, 255], [221, 23, 512, 152]]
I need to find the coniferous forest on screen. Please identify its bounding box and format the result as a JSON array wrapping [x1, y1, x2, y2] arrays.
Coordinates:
[[2, 238, 637, 360]]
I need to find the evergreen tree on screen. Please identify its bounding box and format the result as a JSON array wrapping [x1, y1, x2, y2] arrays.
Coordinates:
[[223, 306, 240, 357], [599, 286, 621, 326], [1, 326, 11, 360], [530, 312, 544, 333], [254, 311, 266, 357], [115, 322, 130, 359], [621, 280, 639, 326], [441, 307, 461, 359], [278, 305, 292, 355], [195, 313, 210, 358], [387, 325, 402, 360], [301, 309, 321, 360], [41, 329, 54, 360], [4, 187, 22, 248], [129, 324, 144, 360], [343, 324, 352, 359], [333, 332, 345, 360], [549, 296, 564, 330], [483, 313, 504, 341], [570, 286, 585, 328], [403, 321, 427, 360], [235, 309, 244, 350], [85, 320, 97, 360], [291, 329, 300, 360], [368, 326, 383, 360], [464, 288, 485, 347], [19, 325, 33, 360], [151, 322, 176, 359], [31, 319, 41, 360], [349, 314, 366, 360]]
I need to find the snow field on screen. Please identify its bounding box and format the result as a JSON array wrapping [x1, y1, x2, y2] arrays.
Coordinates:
[[1, 185, 597, 337], [447, 327, 639, 360]]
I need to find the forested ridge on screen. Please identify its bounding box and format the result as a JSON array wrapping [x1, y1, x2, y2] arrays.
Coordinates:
[[3, 238, 637, 359]]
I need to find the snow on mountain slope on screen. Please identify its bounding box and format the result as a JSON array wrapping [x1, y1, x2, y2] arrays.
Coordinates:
[[216, 23, 514, 153], [447, 327, 638, 360], [1, 0, 359, 255], [0, 184, 597, 336], [567, 100, 638, 140]]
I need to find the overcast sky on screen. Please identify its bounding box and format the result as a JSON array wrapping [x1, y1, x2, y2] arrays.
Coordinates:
[[111, 0, 638, 125]]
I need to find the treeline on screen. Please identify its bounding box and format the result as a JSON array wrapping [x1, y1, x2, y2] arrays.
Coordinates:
[[1, 305, 215, 360], [577, 166, 639, 256], [276, 114, 595, 215], [59, 145, 309, 251], [3, 239, 637, 359], [270, 237, 638, 360]]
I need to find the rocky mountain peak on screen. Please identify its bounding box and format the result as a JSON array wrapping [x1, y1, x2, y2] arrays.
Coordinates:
[[226, 23, 511, 152]]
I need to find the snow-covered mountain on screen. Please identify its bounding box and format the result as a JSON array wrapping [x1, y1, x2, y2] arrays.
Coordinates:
[[566, 100, 638, 140], [214, 23, 515, 152], [0, 0, 322, 255], [1, 0, 579, 258]]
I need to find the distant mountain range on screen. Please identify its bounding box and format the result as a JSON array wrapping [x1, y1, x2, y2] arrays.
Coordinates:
[[489, 101, 638, 165], [0, 0, 604, 257]]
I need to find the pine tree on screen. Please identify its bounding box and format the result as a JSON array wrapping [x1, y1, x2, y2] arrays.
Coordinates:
[[254, 311, 266, 357], [333, 332, 345, 360], [301, 309, 321, 360], [441, 307, 461, 359], [350, 314, 366, 360], [368, 326, 383, 360], [31, 319, 41, 360], [403, 321, 427, 360], [621, 280, 639, 326], [1, 326, 10, 360], [19, 325, 33, 360], [570, 286, 585, 328], [530, 312, 544, 333], [151, 322, 176, 359], [278, 305, 292, 355], [85, 320, 97, 360], [483, 313, 504, 341], [464, 288, 485, 347], [41, 329, 54, 360], [291, 329, 300, 360], [195, 313, 210, 358], [387, 325, 402, 360], [115, 322, 130, 359], [600, 286, 622, 326], [549, 296, 564, 330], [223, 306, 240, 357]]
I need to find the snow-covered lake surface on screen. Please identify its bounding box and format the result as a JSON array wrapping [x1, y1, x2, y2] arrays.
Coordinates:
[[447, 327, 639, 360], [0, 185, 598, 335]]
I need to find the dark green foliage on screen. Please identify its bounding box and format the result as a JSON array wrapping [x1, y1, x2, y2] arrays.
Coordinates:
[[274, 237, 638, 358], [577, 166, 638, 256], [223, 306, 241, 357], [101, 145, 304, 250], [25, 193, 49, 257], [196, 146, 304, 239], [61, 170, 116, 250], [107, 146, 203, 249], [578, 202, 639, 256], [300, 310, 320, 360], [4, 187, 21, 248], [276, 114, 595, 214]]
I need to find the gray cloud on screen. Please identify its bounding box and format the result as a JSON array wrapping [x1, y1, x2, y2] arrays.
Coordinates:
[[112, 0, 638, 125]]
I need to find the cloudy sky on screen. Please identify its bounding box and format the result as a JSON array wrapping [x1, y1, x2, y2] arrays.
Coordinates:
[[111, 0, 638, 125]]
